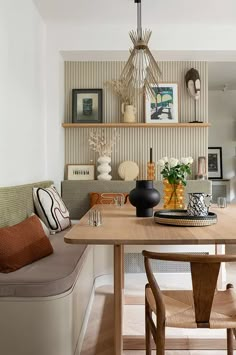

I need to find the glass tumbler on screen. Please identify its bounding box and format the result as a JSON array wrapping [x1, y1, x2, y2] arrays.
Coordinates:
[[217, 197, 227, 208]]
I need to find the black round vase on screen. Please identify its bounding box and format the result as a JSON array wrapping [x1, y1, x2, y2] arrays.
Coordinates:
[[129, 180, 160, 217]]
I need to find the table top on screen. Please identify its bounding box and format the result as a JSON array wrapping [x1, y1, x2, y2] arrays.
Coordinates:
[[64, 204, 236, 245]]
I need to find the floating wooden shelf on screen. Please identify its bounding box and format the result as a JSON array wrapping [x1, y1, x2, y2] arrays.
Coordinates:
[[62, 122, 210, 128]]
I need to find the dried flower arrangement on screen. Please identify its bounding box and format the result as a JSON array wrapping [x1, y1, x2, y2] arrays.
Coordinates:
[[88, 129, 119, 157], [106, 79, 135, 105]]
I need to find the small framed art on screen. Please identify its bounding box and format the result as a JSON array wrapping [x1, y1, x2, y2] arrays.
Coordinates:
[[72, 89, 102, 123], [67, 164, 95, 180], [208, 147, 223, 179], [145, 83, 178, 123]]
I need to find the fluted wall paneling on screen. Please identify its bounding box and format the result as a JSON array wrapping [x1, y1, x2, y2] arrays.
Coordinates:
[[64, 61, 208, 180]]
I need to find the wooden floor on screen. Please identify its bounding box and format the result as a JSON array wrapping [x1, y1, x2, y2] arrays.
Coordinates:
[[80, 264, 236, 355]]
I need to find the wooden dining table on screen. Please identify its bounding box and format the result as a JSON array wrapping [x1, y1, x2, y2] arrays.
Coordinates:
[[64, 204, 236, 355]]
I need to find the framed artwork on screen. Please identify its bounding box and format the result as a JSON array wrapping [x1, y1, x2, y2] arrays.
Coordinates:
[[67, 164, 95, 180], [145, 83, 178, 123], [208, 147, 223, 179], [72, 89, 102, 123]]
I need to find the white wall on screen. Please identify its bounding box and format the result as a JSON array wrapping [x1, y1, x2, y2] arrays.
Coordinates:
[[208, 90, 236, 179], [0, 0, 46, 186], [45, 29, 64, 189]]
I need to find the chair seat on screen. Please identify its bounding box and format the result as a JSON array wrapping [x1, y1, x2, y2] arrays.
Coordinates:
[[146, 287, 236, 329]]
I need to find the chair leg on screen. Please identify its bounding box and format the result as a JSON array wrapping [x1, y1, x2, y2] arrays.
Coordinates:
[[145, 291, 152, 355], [156, 322, 165, 355], [227, 328, 234, 355]]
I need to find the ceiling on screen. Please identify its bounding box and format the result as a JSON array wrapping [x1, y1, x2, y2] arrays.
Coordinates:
[[33, 0, 236, 26], [33, 0, 236, 90]]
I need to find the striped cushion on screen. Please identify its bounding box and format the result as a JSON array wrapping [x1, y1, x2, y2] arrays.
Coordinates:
[[33, 186, 71, 233]]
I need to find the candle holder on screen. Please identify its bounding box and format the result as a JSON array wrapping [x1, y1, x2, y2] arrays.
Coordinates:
[[147, 147, 155, 180]]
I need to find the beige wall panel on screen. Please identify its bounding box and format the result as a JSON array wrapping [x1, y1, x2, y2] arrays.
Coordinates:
[[64, 61, 208, 180], [64, 126, 208, 180]]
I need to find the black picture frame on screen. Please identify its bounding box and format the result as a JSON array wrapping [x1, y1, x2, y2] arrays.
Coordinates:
[[72, 89, 102, 123], [208, 147, 223, 179]]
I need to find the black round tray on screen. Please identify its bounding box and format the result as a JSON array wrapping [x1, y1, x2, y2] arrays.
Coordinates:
[[154, 210, 217, 227]]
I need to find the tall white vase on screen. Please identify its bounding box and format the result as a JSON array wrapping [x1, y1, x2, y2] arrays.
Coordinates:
[[97, 155, 112, 181]]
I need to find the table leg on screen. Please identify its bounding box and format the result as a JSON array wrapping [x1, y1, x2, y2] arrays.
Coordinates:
[[121, 245, 124, 289], [114, 244, 123, 355]]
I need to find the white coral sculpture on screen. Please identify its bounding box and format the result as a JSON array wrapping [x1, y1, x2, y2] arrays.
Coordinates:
[[88, 129, 119, 157]]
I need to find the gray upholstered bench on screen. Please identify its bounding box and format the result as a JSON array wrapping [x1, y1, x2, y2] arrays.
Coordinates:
[[0, 230, 88, 297], [0, 181, 94, 355]]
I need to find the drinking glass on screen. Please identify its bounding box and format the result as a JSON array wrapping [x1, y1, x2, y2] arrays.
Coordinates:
[[88, 209, 102, 226], [114, 195, 125, 207], [217, 197, 227, 208]]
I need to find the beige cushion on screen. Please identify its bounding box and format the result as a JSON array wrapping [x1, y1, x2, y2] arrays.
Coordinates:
[[0, 230, 88, 297]]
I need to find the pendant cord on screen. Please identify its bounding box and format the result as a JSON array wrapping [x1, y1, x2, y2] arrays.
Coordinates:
[[136, 0, 142, 40]]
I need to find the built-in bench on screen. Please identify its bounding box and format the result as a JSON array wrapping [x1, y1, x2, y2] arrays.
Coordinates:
[[0, 181, 94, 355], [0, 230, 87, 297]]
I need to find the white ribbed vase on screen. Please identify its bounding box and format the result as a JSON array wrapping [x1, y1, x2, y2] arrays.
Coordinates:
[[97, 155, 112, 181]]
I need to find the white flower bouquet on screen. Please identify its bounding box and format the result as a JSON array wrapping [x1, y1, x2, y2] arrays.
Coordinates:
[[157, 156, 193, 186]]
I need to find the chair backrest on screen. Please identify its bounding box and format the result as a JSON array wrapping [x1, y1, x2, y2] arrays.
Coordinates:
[[142, 250, 236, 327]]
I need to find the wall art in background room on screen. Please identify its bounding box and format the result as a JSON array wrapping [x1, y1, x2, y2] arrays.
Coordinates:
[[145, 83, 178, 123], [208, 147, 223, 179], [72, 89, 102, 123], [67, 164, 95, 180]]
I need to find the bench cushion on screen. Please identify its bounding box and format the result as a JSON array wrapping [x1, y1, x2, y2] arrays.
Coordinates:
[[0, 229, 87, 297]]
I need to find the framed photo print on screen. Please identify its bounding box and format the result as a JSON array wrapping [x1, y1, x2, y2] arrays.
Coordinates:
[[208, 147, 223, 179], [72, 89, 102, 123], [67, 164, 95, 181], [145, 83, 178, 123]]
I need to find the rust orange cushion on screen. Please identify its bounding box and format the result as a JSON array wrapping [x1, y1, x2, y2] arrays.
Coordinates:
[[90, 192, 130, 207], [0, 215, 53, 273]]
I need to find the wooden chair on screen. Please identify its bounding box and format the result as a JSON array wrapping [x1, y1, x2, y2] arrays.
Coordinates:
[[142, 250, 236, 355]]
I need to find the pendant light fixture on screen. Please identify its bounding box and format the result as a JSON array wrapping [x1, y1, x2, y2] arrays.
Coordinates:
[[120, 0, 162, 99]]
